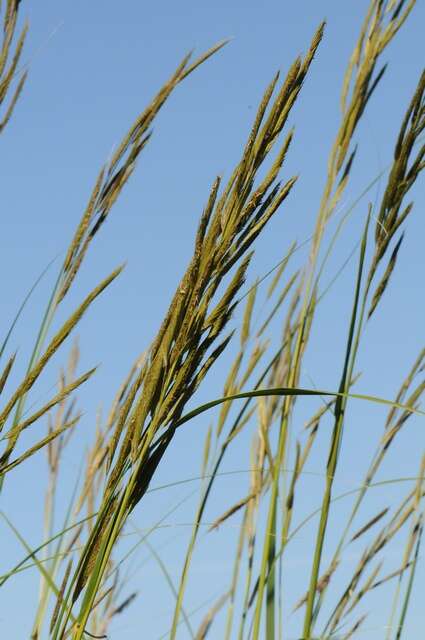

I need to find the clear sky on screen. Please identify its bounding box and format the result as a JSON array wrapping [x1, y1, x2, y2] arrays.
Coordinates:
[[1, 1, 424, 638]]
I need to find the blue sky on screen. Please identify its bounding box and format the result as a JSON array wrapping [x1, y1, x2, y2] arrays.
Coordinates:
[[1, 1, 424, 638]]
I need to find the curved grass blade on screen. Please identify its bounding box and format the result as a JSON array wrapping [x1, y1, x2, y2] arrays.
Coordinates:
[[0, 254, 59, 362], [0, 510, 77, 627], [174, 385, 424, 431]]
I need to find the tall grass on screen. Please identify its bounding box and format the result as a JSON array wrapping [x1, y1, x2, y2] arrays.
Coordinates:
[[0, 0, 424, 638]]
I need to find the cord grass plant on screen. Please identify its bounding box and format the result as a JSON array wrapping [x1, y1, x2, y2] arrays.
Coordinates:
[[1, 0, 424, 638]]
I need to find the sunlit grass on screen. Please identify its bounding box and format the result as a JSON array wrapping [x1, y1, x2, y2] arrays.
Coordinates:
[[0, 1, 424, 639]]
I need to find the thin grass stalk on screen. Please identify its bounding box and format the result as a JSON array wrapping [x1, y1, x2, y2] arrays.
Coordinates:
[[302, 214, 370, 638], [318, 347, 425, 636], [387, 455, 425, 639], [170, 348, 281, 640], [394, 523, 423, 640], [307, 68, 425, 631], [138, 535, 195, 639], [324, 487, 424, 634], [251, 285, 304, 639], [31, 346, 80, 639], [223, 510, 247, 639], [0, 510, 77, 628]]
